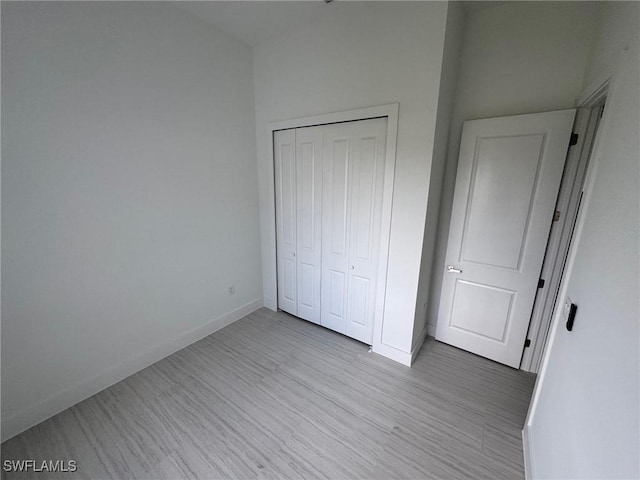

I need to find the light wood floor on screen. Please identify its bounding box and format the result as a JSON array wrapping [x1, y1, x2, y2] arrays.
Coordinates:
[[2, 308, 536, 479]]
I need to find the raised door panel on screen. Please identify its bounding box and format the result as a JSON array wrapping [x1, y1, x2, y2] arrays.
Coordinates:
[[461, 134, 546, 271], [449, 280, 516, 342], [295, 126, 323, 324], [274, 129, 297, 315]]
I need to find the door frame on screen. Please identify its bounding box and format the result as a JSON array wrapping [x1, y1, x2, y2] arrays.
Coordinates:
[[520, 104, 605, 373], [265, 104, 400, 354], [522, 74, 611, 478]]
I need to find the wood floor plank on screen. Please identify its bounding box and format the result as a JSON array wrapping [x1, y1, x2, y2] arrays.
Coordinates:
[[1, 308, 535, 479]]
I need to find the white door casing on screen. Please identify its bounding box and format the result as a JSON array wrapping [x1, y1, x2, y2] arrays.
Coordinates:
[[521, 106, 603, 372], [295, 126, 323, 324], [321, 118, 388, 344], [436, 110, 575, 368]]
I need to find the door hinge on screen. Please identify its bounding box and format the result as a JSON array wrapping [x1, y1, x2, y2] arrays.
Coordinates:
[[524, 339, 531, 348], [538, 278, 545, 289], [553, 210, 561, 222], [569, 132, 579, 146]]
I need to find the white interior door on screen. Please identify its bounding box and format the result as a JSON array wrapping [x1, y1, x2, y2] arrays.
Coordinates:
[[295, 126, 323, 324], [274, 129, 297, 315], [436, 110, 575, 368], [321, 118, 387, 344]]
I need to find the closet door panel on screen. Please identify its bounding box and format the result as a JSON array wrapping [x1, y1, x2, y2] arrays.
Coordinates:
[[352, 136, 376, 260], [346, 118, 388, 344], [329, 139, 349, 256], [274, 129, 297, 315], [329, 270, 346, 318], [282, 259, 297, 304], [295, 126, 323, 324], [321, 126, 351, 334], [348, 275, 370, 328]]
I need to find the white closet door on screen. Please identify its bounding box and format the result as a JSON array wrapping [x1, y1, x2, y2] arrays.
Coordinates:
[[321, 124, 350, 335], [321, 118, 387, 343], [345, 118, 387, 343], [274, 129, 297, 315], [295, 126, 323, 324]]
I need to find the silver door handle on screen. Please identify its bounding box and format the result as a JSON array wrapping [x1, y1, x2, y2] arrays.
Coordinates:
[[292, 252, 296, 257], [447, 265, 462, 273], [350, 265, 355, 270]]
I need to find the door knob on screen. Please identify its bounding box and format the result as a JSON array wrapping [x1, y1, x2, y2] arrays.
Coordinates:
[[350, 265, 355, 270], [447, 265, 462, 273], [292, 252, 296, 257]]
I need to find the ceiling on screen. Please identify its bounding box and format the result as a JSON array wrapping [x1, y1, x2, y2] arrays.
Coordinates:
[[171, 1, 328, 47], [171, 1, 508, 48]]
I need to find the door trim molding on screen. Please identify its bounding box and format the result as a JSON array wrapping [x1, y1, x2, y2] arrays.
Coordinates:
[[520, 77, 613, 373], [523, 73, 612, 474], [522, 426, 534, 480], [265, 104, 399, 359], [520, 106, 603, 373]]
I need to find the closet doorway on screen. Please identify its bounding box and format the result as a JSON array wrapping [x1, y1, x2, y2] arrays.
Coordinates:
[[270, 105, 398, 347]]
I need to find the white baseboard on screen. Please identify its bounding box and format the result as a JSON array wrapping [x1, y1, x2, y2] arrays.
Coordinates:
[[427, 322, 437, 338], [410, 324, 429, 363], [263, 295, 277, 311], [1, 298, 263, 443], [522, 425, 534, 480], [372, 342, 412, 367]]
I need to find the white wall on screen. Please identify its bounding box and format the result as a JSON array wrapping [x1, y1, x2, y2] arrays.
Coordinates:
[[527, 3, 640, 478], [253, 2, 449, 357], [1, 2, 262, 441], [412, 1, 465, 350], [428, 1, 599, 334]]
